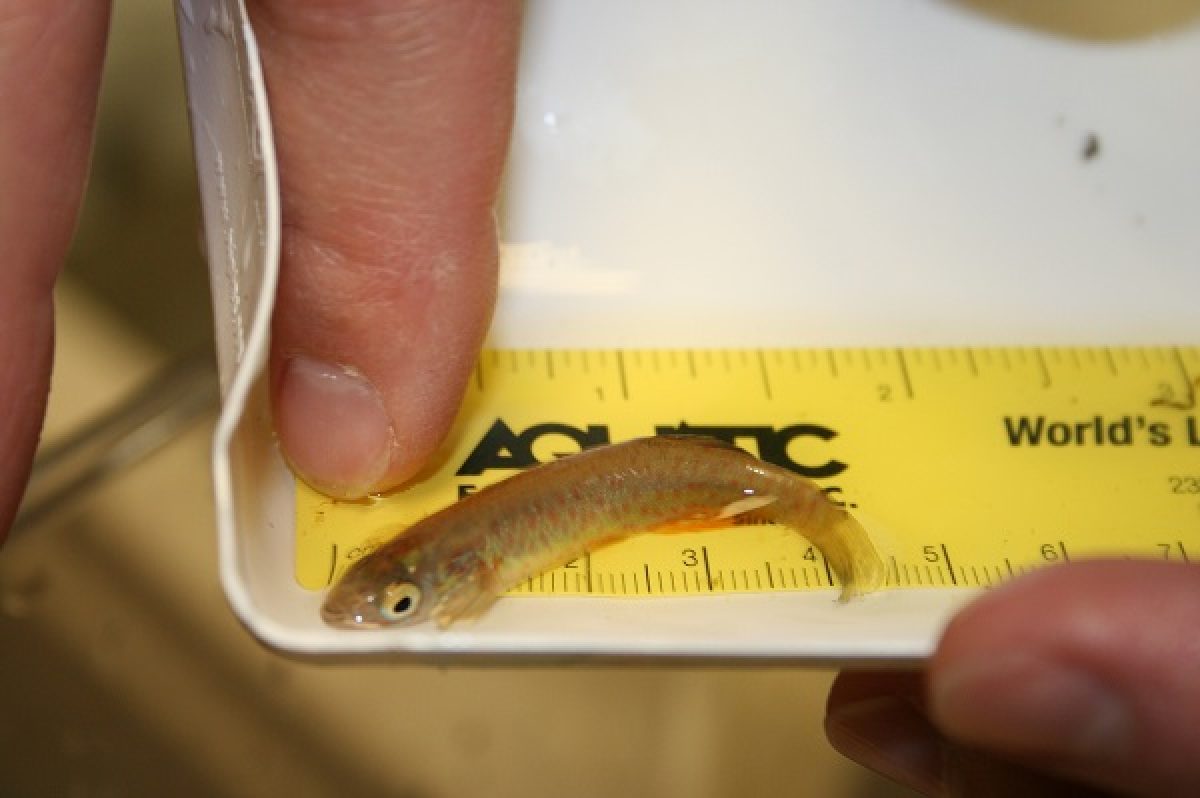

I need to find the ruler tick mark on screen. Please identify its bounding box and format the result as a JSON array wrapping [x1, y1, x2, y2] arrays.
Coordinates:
[[940, 543, 958, 586], [701, 546, 714, 591], [1151, 347, 1197, 410], [615, 351, 630, 400], [756, 351, 773, 400], [1035, 349, 1052, 388], [896, 349, 914, 398], [326, 544, 338, 586], [764, 561, 775, 589], [965, 349, 979, 377]]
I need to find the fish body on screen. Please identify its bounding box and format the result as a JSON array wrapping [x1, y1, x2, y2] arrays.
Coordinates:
[[321, 435, 885, 628]]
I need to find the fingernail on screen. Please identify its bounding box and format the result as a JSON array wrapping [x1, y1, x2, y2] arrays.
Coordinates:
[[277, 355, 394, 497], [826, 696, 946, 795], [932, 653, 1131, 763]]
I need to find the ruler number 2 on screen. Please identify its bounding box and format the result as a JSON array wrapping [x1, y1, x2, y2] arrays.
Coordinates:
[[877, 384, 893, 401]]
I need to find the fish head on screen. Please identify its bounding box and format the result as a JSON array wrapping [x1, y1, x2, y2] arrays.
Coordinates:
[[320, 544, 439, 629], [321, 539, 494, 629]]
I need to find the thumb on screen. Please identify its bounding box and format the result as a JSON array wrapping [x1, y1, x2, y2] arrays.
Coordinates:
[[0, 2, 110, 538], [930, 560, 1200, 796], [249, 1, 521, 498]]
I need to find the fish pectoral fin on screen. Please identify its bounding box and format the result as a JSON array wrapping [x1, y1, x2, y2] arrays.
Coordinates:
[[717, 495, 778, 519], [648, 495, 780, 535]]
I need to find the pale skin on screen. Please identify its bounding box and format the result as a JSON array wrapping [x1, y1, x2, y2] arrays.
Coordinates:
[[1, 2, 1197, 793]]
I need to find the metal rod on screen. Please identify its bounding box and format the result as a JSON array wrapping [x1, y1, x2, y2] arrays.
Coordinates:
[[12, 349, 220, 534]]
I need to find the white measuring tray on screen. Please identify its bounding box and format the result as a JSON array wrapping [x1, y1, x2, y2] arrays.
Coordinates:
[[179, 1, 1200, 660]]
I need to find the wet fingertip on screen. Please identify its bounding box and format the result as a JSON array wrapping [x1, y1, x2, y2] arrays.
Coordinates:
[[275, 354, 396, 498], [825, 696, 947, 795]]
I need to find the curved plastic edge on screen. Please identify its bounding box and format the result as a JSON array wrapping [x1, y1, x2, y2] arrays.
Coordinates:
[[176, 0, 285, 648]]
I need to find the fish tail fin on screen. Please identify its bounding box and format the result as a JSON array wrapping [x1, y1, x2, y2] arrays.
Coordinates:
[[759, 497, 885, 600]]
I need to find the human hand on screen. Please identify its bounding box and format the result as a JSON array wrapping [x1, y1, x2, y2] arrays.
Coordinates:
[[825, 560, 1200, 796], [0, 1, 521, 541]]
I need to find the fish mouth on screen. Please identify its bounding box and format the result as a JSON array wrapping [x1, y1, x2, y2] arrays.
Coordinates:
[[320, 592, 382, 629]]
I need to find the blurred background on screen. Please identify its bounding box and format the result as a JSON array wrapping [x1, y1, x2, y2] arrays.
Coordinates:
[[0, 3, 913, 795]]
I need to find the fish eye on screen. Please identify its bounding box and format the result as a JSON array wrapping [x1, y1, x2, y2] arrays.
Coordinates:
[[379, 582, 422, 622]]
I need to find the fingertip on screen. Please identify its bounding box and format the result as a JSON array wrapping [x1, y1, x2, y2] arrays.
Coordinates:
[[274, 355, 395, 498], [929, 560, 1200, 795], [824, 693, 947, 796], [253, 0, 517, 495]]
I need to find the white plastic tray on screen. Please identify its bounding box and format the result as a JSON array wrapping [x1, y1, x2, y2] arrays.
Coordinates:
[[179, 0, 1200, 659]]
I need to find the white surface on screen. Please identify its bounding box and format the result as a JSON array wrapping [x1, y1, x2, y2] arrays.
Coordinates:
[[185, 0, 1200, 660], [495, 2, 1200, 347]]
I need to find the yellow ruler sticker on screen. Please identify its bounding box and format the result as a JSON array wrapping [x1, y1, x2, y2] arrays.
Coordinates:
[[295, 346, 1200, 595]]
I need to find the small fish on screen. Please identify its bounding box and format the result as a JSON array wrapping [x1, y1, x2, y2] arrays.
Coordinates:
[[322, 435, 885, 628]]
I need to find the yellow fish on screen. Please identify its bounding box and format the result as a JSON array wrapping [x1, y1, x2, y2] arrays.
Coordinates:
[[321, 435, 885, 628]]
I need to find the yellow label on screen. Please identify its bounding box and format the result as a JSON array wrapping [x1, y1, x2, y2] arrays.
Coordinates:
[[296, 346, 1200, 595]]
